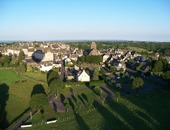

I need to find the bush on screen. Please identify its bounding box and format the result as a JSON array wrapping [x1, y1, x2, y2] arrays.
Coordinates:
[[110, 80, 115, 84], [116, 83, 122, 89]]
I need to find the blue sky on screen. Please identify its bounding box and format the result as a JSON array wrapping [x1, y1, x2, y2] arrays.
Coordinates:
[[0, 0, 170, 41]]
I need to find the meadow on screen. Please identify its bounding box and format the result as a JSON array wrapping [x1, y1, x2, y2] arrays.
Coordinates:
[[0, 69, 48, 129], [1, 69, 170, 130]]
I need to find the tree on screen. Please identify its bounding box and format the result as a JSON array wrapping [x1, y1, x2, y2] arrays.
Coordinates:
[[164, 48, 170, 56], [78, 56, 85, 63], [29, 93, 48, 111], [163, 71, 170, 79], [47, 69, 60, 84], [92, 68, 99, 80], [10, 58, 19, 67], [63, 99, 70, 112], [0, 55, 11, 67], [116, 83, 122, 89], [119, 68, 124, 73], [130, 76, 135, 81], [49, 79, 64, 96], [136, 63, 142, 71], [100, 68, 105, 75], [152, 60, 163, 72], [18, 50, 25, 62], [132, 77, 144, 95], [85, 55, 102, 64], [161, 59, 168, 71], [125, 73, 129, 78], [163, 71, 170, 88], [115, 91, 121, 102], [110, 66, 116, 73], [16, 62, 27, 74]]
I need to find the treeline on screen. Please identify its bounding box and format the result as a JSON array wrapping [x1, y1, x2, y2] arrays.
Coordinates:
[[0, 51, 26, 74], [66, 41, 170, 56]]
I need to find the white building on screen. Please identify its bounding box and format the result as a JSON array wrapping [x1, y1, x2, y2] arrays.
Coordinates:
[[78, 70, 90, 82], [39, 64, 53, 72], [7, 49, 20, 56], [116, 62, 126, 71], [42, 52, 53, 62], [103, 54, 110, 62]]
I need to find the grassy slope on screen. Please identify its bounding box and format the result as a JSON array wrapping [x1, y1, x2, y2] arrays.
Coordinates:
[[2, 69, 170, 130], [0, 69, 48, 129], [22, 91, 170, 130], [23, 71, 47, 83], [0, 69, 22, 83]]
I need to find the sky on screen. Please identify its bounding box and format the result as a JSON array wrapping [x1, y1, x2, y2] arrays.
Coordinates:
[[0, 0, 170, 41]]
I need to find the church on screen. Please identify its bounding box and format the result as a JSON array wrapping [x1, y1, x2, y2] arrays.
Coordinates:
[[89, 42, 100, 56]]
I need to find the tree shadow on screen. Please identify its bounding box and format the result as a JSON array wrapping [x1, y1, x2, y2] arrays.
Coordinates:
[[60, 94, 65, 103], [68, 98, 75, 110], [52, 102, 57, 112], [74, 112, 90, 130], [10, 107, 30, 126], [85, 82, 100, 96], [93, 101, 131, 130], [0, 83, 9, 129], [71, 95, 78, 106], [77, 95, 86, 107], [81, 93, 88, 102], [30, 84, 46, 97], [47, 69, 53, 85], [117, 96, 160, 129]]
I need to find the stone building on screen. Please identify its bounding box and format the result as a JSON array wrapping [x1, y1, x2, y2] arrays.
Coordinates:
[[89, 42, 100, 56]]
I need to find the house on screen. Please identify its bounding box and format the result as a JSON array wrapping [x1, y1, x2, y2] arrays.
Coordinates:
[[42, 51, 53, 62], [39, 64, 53, 72], [165, 56, 170, 64], [103, 54, 110, 62], [89, 42, 100, 56], [115, 62, 126, 71], [78, 70, 90, 82]]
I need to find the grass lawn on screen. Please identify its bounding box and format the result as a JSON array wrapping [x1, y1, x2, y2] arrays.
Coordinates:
[[22, 90, 170, 130], [0, 69, 22, 83], [23, 71, 47, 83], [0, 69, 48, 129]]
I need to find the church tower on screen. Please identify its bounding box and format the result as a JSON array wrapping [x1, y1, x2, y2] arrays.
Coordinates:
[[91, 42, 97, 49]]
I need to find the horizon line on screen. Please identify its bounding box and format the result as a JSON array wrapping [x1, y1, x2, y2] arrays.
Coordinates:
[[0, 39, 170, 43]]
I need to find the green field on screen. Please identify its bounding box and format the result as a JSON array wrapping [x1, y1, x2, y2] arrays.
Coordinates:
[[21, 90, 170, 130], [0, 69, 48, 129], [0, 69, 22, 83], [23, 71, 47, 83], [1, 69, 170, 130]]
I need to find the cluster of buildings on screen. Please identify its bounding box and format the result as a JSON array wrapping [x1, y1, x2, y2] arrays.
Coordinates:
[[1, 41, 169, 82]]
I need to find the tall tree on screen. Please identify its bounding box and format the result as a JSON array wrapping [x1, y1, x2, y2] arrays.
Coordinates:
[[49, 79, 64, 95], [29, 93, 48, 111], [152, 60, 163, 72], [100, 68, 105, 75], [30, 84, 48, 112], [110, 66, 116, 73], [18, 50, 25, 62], [47, 69, 60, 84], [132, 77, 144, 95]]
